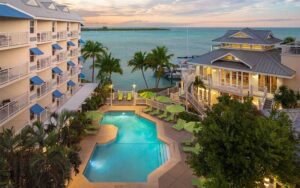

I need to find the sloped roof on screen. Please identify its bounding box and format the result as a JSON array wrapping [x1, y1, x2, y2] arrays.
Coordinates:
[[213, 28, 282, 45], [0, 0, 82, 22], [188, 48, 295, 78]]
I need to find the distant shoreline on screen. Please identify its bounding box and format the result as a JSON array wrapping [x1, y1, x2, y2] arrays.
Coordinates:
[[81, 27, 170, 31]]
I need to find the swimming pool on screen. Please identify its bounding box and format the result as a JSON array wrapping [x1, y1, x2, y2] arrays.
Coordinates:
[[84, 111, 169, 182]]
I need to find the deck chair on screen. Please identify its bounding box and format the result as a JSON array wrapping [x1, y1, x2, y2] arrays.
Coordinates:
[[118, 92, 123, 101], [164, 113, 175, 122], [158, 110, 168, 119], [150, 108, 160, 116], [182, 143, 201, 154], [127, 92, 132, 101], [172, 118, 186, 131]]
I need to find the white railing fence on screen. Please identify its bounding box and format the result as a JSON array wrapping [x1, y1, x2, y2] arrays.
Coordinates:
[[37, 56, 52, 70], [0, 32, 29, 48], [0, 63, 29, 85], [37, 31, 52, 43], [0, 92, 29, 124]]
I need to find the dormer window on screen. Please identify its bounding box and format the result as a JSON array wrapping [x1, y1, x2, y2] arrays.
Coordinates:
[[26, 0, 38, 6], [267, 33, 274, 39], [230, 32, 252, 39], [48, 3, 56, 10], [63, 7, 69, 12]]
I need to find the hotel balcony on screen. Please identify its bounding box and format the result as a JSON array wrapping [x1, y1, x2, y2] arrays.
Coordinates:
[[68, 48, 78, 57], [0, 92, 29, 125], [57, 31, 68, 41], [57, 74, 68, 85], [0, 32, 29, 50], [69, 30, 79, 38], [30, 81, 53, 100], [0, 63, 29, 87], [37, 56, 52, 71], [69, 66, 80, 76], [52, 51, 67, 64], [37, 31, 52, 44], [282, 42, 300, 56]]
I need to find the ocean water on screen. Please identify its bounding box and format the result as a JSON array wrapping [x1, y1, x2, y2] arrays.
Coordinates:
[[84, 111, 168, 182], [81, 27, 300, 90]]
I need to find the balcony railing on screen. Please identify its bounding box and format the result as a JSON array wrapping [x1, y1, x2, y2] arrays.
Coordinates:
[[37, 31, 52, 43], [69, 30, 79, 38], [0, 92, 29, 125], [0, 63, 29, 86], [0, 32, 29, 49], [57, 74, 68, 85], [57, 31, 67, 40], [282, 43, 300, 55], [69, 49, 78, 57], [52, 51, 67, 63], [37, 56, 52, 70], [37, 81, 53, 98], [69, 66, 80, 76]]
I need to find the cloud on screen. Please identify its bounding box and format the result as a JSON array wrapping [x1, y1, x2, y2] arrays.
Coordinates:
[[57, 0, 300, 26]]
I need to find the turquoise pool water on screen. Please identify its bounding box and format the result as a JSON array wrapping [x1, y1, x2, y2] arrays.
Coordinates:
[[84, 111, 169, 182]]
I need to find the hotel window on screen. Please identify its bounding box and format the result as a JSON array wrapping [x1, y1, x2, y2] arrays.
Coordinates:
[[30, 51, 35, 62], [67, 22, 70, 31], [52, 21, 56, 32], [30, 20, 35, 33]]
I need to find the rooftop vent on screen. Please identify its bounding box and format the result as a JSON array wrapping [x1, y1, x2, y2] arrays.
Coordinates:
[[25, 0, 39, 6]]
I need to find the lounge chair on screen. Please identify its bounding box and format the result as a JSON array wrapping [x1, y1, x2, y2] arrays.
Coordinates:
[[143, 106, 152, 113], [158, 110, 168, 119], [182, 143, 201, 154], [150, 108, 160, 116], [127, 92, 132, 101], [172, 118, 186, 131], [118, 92, 123, 101], [164, 113, 175, 122]]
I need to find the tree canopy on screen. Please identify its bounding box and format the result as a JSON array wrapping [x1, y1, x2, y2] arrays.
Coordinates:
[[187, 95, 300, 187]]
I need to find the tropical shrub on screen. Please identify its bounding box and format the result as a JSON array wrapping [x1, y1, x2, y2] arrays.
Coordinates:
[[187, 95, 300, 187], [274, 85, 298, 108]]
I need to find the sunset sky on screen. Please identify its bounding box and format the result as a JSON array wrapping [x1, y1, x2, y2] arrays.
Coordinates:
[[57, 0, 300, 27]]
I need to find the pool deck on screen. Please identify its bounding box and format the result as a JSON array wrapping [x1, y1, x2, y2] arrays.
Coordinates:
[[69, 105, 195, 188]]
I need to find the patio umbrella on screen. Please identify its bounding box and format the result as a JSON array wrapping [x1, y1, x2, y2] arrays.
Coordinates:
[[155, 96, 172, 104], [166, 105, 185, 114], [139, 91, 156, 99]]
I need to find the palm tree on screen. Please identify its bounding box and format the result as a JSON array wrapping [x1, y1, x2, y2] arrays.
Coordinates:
[[194, 76, 206, 90], [128, 51, 149, 89], [282, 36, 296, 44], [81, 40, 106, 82], [95, 52, 123, 83], [147, 46, 174, 88]]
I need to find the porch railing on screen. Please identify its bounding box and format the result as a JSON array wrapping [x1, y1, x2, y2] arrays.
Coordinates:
[[0, 63, 29, 86], [69, 30, 79, 38], [0, 92, 29, 125], [0, 32, 29, 49], [69, 49, 78, 57], [52, 51, 67, 63]]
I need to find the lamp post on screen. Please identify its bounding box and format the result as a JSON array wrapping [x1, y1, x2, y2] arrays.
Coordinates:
[[110, 84, 114, 106], [132, 84, 136, 106]]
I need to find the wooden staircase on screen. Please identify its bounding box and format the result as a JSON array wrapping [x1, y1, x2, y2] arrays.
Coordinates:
[[263, 98, 273, 110]]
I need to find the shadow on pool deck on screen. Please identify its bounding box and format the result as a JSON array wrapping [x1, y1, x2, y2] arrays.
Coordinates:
[[69, 105, 196, 188]]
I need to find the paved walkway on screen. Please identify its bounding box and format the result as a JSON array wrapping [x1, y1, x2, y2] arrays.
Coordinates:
[[58, 83, 98, 113], [69, 105, 196, 188]]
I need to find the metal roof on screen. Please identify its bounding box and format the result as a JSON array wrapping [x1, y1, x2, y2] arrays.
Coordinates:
[[0, 0, 82, 22], [213, 28, 282, 45], [188, 48, 296, 78], [0, 4, 32, 19]]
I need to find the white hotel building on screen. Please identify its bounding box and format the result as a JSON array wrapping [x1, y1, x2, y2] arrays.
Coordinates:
[[0, 0, 89, 132]]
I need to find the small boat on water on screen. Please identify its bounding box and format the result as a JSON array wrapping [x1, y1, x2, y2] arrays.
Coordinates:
[[162, 56, 199, 80]]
